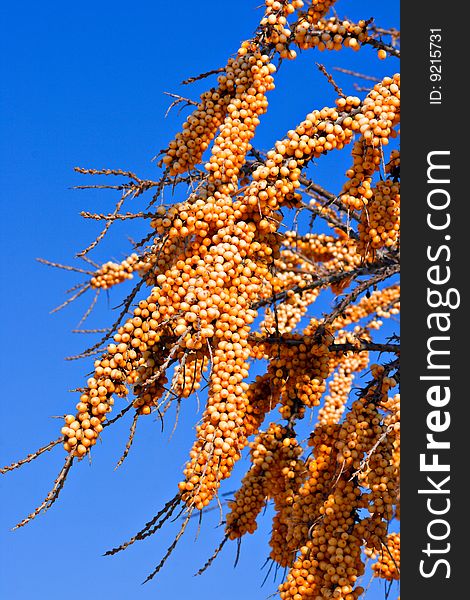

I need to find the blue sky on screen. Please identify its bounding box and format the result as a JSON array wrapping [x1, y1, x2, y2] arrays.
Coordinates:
[[1, 1, 399, 598]]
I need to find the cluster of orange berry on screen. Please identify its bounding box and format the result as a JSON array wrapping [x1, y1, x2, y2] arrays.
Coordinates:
[[225, 439, 269, 538], [244, 373, 279, 436], [285, 423, 340, 556], [357, 365, 399, 526], [163, 0, 320, 176], [267, 431, 306, 567], [171, 222, 279, 508], [265, 0, 305, 15], [60, 92, 400, 516], [382, 393, 400, 519], [274, 101, 356, 167], [261, 287, 320, 335], [150, 197, 210, 245], [178, 345, 252, 509], [340, 76, 400, 219], [334, 396, 386, 470], [62, 284, 200, 450], [356, 75, 400, 147], [138, 46, 290, 513], [281, 521, 366, 600], [132, 346, 169, 415], [165, 82, 389, 512], [283, 231, 344, 262]]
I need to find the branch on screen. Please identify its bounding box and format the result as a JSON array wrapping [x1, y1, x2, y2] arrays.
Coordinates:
[[13, 453, 74, 529], [322, 263, 400, 327], [316, 63, 345, 98], [252, 259, 398, 310], [299, 200, 358, 240], [181, 67, 225, 86], [365, 37, 400, 58], [250, 338, 399, 354], [298, 175, 361, 222]]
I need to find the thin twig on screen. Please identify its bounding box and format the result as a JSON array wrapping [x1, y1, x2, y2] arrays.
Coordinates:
[[72, 327, 111, 334], [316, 63, 345, 97], [102, 403, 134, 429], [76, 189, 132, 257], [13, 453, 74, 529], [333, 67, 381, 83], [195, 536, 229, 576], [36, 258, 94, 276], [80, 255, 100, 269], [252, 260, 398, 311], [365, 37, 400, 58], [299, 200, 358, 239], [181, 67, 225, 85], [139, 329, 190, 392], [76, 289, 100, 328], [142, 508, 194, 583], [51, 284, 91, 314], [1, 437, 62, 474], [164, 92, 199, 118], [115, 412, 139, 469]]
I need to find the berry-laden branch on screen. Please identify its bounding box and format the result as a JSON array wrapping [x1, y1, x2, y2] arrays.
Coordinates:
[[3, 0, 400, 597], [250, 337, 400, 354]]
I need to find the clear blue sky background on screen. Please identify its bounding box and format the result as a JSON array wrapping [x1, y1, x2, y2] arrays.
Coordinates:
[[1, 1, 399, 598]]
